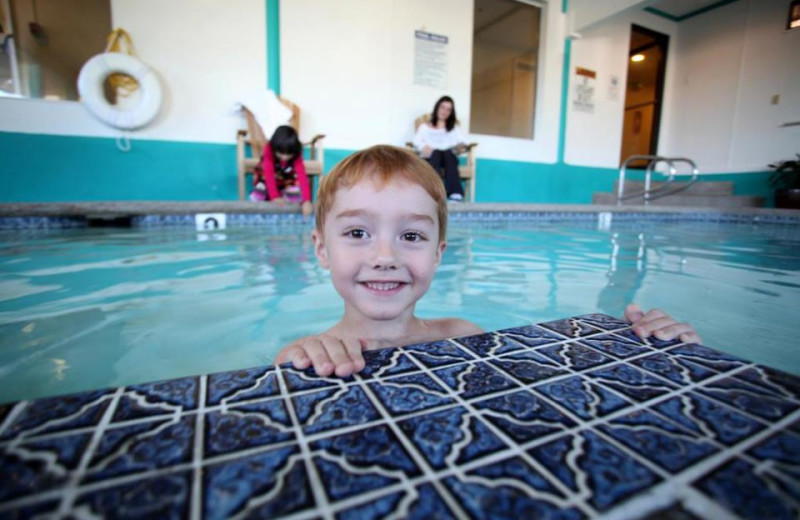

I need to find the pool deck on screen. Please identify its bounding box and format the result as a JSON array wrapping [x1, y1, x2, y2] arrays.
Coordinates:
[[1, 313, 798, 519]]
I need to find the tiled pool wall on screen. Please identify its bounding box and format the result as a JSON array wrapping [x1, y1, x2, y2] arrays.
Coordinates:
[[1, 313, 798, 519], [1, 209, 800, 230]]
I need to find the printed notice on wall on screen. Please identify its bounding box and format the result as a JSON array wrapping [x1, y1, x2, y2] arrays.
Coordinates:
[[414, 30, 448, 89], [573, 67, 596, 113]]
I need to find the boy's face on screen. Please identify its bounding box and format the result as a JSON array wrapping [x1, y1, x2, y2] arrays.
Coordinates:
[[313, 176, 446, 323]]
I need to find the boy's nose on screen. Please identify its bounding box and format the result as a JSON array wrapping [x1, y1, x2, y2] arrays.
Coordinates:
[[371, 239, 398, 270]]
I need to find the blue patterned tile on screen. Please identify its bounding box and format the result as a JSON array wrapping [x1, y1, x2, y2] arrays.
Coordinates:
[[0, 391, 113, 441], [292, 385, 380, 435], [113, 377, 199, 422], [746, 430, 800, 482], [651, 392, 765, 446], [579, 333, 654, 359], [698, 377, 799, 422], [358, 348, 420, 379], [206, 367, 280, 406], [204, 445, 313, 519], [404, 339, 476, 368], [574, 313, 630, 332], [528, 431, 661, 511], [336, 483, 457, 520], [205, 399, 294, 456], [733, 367, 800, 402], [489, 350, 568, 384], [630, 352, 718, 385], [455, 332, 527, 357], [368, 373, 455, 416], [586, 364, 678, 402], [83, 416, 194, 483], [533, 376, 633, 421], [694, 458, 799, 520], [474, 389, 576, 443], [397, 406, 507, 469], [433, 362, 518, 399], [281, 367, 347, 393], [599, 409, 718, 472], [666, 344, 749, 373], [499, 324, 565, 349], [0, 499, 60, 519], [74, 470, 192, 518], [538, 317, 603, 338], [1, 312, 798, 519], [0, 431, 91, 502], [311, 424, 420, 501], [535, 341, 616, 371], [612, 328, 681, 349], [444, 455, 586, 520]]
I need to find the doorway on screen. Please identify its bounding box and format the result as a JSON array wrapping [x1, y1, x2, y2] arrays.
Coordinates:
[[619, 25, 669, 168]]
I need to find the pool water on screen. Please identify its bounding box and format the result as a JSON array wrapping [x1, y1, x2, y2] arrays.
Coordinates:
[[1, 219, 798, 403]]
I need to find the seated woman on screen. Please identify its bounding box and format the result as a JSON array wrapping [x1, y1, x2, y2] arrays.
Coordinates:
[[413, 95, 466, 202], [250, 125, 313, 216]]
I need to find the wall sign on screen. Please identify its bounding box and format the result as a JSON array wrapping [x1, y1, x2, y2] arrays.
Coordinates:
[[414, 30, 448, 89], [573, 66, 596, 113]]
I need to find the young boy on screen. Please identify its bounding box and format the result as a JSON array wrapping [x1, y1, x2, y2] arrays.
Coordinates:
[[275, 145, 700, 377]]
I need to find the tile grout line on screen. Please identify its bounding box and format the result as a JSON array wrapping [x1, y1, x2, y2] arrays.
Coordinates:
[[276, 363, 334, 520], [190, 374, 207, 520], [55, 387, 124, 517]]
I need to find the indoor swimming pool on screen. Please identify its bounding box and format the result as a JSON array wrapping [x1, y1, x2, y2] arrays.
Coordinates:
[[1, 213, 798, 404]]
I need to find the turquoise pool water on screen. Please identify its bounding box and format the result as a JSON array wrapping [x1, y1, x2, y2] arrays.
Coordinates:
[[1, 218, 799, 403]]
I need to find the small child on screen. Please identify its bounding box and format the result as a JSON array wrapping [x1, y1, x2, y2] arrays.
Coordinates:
[[251, 125, 313, 217], [275, 145, 701, 377]]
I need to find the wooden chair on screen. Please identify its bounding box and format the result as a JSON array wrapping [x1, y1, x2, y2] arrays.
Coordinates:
[[406, 114, 478, 202], [236, 97, 325, 201]]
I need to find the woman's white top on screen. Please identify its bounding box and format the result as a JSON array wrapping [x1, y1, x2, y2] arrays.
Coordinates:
[[413, 123, 466, 152]]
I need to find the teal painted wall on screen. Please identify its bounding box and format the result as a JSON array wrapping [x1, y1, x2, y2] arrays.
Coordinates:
[[0, 131, 773, 205], [0, 132, 237, 201]]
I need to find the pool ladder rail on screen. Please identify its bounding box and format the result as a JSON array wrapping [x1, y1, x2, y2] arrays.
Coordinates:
[[617, 155, 699, 206]]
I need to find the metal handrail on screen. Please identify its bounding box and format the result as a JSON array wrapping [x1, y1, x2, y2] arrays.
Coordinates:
[[617, 156, 699, 205]]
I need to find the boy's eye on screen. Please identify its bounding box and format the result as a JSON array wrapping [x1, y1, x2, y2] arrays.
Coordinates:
[[401, 232, 426, 242], [345, 229, 368, 239]]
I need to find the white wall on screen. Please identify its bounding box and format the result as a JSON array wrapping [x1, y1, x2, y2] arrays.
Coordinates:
[[0, 0, 266, 143], [667, 0, 800, 172], [564, 0, 798, 173], [569, 0, 645, 33], [565, 10, 678, 168], [282, 0, 566, 164]]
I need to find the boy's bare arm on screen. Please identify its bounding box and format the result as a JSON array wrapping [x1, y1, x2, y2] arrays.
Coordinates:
[[624, 303, 702, 344]]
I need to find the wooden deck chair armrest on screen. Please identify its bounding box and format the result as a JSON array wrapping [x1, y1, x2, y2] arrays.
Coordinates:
[[307, 134, 326, 146], [464, 142, 478, 151], [237, 129, 247, 137]]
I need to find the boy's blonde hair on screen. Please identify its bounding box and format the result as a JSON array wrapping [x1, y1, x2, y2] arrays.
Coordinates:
[[315, 145, 448, 241]]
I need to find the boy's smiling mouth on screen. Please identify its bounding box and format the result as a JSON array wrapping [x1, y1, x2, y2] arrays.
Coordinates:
[[360, 281, 407, 293]]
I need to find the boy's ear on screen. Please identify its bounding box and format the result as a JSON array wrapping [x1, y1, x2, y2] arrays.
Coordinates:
[[312, 229, 329, 268], [435, 240, 446, 265]]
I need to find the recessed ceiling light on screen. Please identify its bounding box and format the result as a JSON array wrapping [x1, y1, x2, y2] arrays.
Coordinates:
[[631, 53, 645, 62]]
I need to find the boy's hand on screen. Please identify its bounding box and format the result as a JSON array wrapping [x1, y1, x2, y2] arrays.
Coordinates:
[[275, 335, 366, 377], [624, 303, 702, 344]]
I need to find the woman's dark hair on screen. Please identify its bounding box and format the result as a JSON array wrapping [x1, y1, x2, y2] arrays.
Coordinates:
[[430, 95, 456, 132], [270, 125, 302, 159]]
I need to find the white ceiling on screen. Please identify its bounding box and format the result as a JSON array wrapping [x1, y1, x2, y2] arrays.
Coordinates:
[[646, 0, 736, 20]]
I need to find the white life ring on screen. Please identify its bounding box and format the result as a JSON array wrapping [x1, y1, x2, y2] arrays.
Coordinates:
[[77, 52, 162, 130]]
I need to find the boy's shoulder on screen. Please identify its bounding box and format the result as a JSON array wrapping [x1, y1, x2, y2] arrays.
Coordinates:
[[423, 317, 483, 340]]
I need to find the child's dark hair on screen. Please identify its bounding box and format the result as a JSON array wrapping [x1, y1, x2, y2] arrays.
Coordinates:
[[270, 125, 302, 159], [430, 95, 456, 132]]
